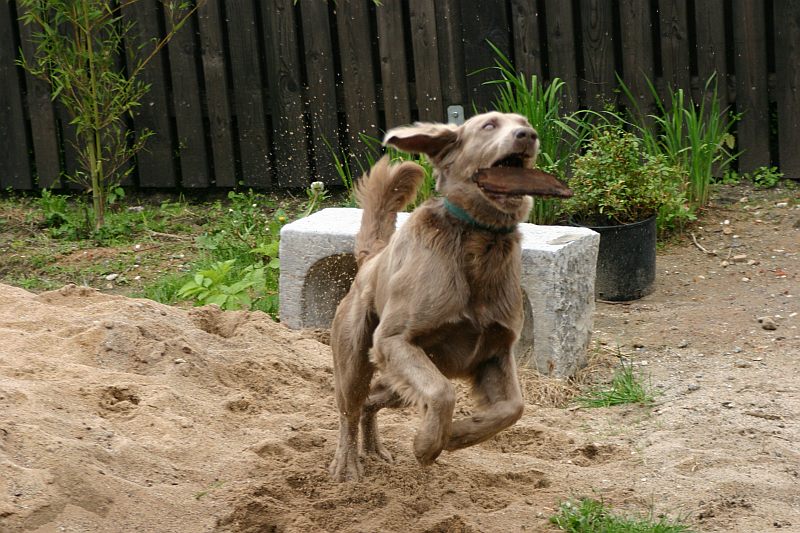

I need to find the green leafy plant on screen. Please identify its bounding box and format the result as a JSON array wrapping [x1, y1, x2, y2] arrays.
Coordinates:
[[177, 260, 267, 311], [195, 190, 284, 263], [577, 357, 655, 408], [107, 186, 125, 206], [33, 189, 95, 240], [18, 0, 202, 230], [565, 126, 693, 230], [551, 498, 693, 533], [37, 189, 70, 228], [715, 169, 742, 185], [747, 166, 784, 189], [182, 190, 286, 316], [618, 73, 738, 208]]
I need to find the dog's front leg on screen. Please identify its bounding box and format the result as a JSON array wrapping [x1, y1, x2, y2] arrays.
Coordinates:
[[445, 352, 524, 451], [373, 333, 455, 465]]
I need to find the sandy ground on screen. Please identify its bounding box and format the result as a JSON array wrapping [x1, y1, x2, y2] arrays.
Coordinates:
[[0, 185, 798, 532]]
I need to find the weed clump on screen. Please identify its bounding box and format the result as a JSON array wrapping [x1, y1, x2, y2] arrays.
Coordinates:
[[551, 498, 694, 532]]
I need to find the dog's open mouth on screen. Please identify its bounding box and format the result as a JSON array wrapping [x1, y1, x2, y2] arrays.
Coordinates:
[[491, 153, 529, 169]]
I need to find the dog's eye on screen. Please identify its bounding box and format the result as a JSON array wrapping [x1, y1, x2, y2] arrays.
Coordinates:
[[482, 122, 496, 130]]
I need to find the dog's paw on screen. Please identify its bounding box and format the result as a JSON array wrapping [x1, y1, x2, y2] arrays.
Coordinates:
[[413, 433, 445, 466], [413, 447, 442, 466], [329, 448, 364, 482]]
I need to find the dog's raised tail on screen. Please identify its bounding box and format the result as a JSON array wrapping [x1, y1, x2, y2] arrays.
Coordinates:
[[354, 155, 424, 267]]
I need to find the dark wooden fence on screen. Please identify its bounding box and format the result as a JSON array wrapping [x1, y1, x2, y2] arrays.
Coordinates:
[[1, 0, 798, 192]]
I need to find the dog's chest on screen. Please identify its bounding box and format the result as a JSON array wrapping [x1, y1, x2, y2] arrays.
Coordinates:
[[460, 234, 521, 317]]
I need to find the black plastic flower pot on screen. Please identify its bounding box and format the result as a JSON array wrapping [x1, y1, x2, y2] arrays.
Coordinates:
[[574, 215, 657, 301]]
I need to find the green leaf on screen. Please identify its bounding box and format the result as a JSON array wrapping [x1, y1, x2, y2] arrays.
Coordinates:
[[205, 293, 228, 307]]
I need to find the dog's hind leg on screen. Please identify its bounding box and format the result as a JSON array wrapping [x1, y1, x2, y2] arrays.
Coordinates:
[[360, 378, 404, 462], [445, 351, 524, 451], [329, 298, 376, 482]]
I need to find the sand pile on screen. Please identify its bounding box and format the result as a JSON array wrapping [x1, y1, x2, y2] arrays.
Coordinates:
[[0, 284, 337, 532], [1, 281, 798, 532]]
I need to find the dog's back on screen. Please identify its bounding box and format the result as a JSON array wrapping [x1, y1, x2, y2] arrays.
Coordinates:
[[354, 156, 424, 268]]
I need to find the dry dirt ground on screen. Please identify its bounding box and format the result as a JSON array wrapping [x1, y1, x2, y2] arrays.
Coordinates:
[[0, 184, 797, 533]]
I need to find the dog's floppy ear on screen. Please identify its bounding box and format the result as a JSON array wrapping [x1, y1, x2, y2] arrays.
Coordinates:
[[383, 123, 459, 159]]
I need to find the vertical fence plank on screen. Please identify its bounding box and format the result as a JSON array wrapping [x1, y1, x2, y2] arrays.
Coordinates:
[[579, 0, 616, 109], [56, 103, 82, 190], [197, 1, 236, 188], [335, 1, 379, 153], [618, 0, 655, 111], [434, 0, 467, 111], [225, 0, 272, 188], [694, 0, 730, 106], [409, 0, 444, 122], [299, 1, 340, 185], [460, 0, 510, 111], [0, 1, 33, 189], [123, 0, 177, 188], [165, 9, 209, 188], [732, 0, 770, 172], [16, 19, 61, 188], [543, 0, 578, 111], [774, 0, 800, 177], [510, 0, 544, 80], [658, 0, 691, 92], [376, 1, 411, 127], [263, 0, 309, 188]]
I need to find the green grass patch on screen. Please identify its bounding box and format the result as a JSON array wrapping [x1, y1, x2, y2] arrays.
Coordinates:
[[551, 498, 693, 533], [3, 275, 60, 292], [577, 358, 655, 408]]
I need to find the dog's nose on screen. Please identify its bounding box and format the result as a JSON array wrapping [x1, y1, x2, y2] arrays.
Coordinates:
[[514, 128, 537, 142]]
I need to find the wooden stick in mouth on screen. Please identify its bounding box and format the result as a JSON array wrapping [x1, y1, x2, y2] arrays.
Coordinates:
[[473, 167, 573, 198]]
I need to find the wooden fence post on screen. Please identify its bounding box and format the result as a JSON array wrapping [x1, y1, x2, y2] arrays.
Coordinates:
[[732, 0, 770, 173], [0, 1, 33, 189], [774, 0, 800, 178]]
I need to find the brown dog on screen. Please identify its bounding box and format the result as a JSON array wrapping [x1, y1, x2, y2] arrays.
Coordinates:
[[329, 111, 571, 481]]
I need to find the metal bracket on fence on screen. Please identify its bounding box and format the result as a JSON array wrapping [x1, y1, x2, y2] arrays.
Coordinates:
[[447, 105, 464, 125]]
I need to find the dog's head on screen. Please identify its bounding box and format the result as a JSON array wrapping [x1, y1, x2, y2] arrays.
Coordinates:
[[383, 112, 550, 215]]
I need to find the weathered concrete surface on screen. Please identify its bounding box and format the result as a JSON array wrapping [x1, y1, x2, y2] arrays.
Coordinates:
[[279, 208, 599, 377]]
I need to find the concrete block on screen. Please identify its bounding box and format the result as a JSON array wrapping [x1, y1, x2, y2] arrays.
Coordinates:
[[279, 208, 599, 377]]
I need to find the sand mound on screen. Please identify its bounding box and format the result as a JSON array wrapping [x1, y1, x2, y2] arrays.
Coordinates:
[[0, 284, 335, 531], [2, 281, 798, 532], [0, 284, 593, 532]]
